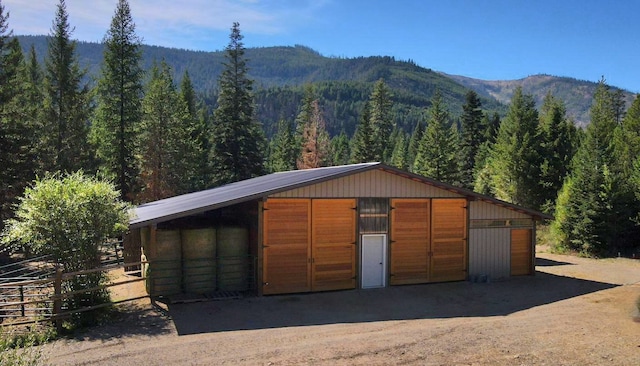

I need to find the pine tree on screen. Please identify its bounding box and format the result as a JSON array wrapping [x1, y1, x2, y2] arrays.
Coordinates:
[[0, 4, 38, 228], [91, 0, 143, 200], [350, 101, 376, 163], [268, 118, 297, 172], [369, 78, 394, 162], [488, 87, 542, 208], [459, 90, 483, 189], [330, 130, 350, 166], [413, 91, 460, 184], [538, 92, 578, 213], [42, 0, 93, 173], [180, 71, 210, 191], [553, 79, 636, 256], [406, 119, 424, 171], [209, 22, 265, 186], [389, 130, 408, 170], [137, 61, 194, 202]]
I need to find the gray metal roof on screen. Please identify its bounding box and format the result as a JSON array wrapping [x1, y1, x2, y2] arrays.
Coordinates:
[[129, 162, 552, 228]]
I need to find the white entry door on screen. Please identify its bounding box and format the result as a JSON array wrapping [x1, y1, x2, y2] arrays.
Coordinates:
[[361, 234, 387, 289]]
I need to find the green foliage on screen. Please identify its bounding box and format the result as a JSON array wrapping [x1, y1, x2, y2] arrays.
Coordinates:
[[369, 78, 394, 162], [538, 92, 579, 213], [137, 61, 196, 202], [1, 172, 130, 325], [0, 8, 40, 230], [0, 326, 53, 366], [329, 130, 350, 166], [41, 0, 93, 173], [487, 87, 542, 209], [553, 79, 639, 256], [413, 90, 461, 184], [268, 118, 297, 172], [350, 101, 376, 163], [459, 90, 484, 189], [210, 23, 266, 185], [296, 96, 330, 169], [91, 0, 143, 201], [389, 130, 409, 170]]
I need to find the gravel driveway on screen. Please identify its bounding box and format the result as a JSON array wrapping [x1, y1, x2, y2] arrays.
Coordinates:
[[44, 249, 640, 365]]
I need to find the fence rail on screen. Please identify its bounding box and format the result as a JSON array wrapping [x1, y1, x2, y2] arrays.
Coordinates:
[[0, 261, 148, 329]]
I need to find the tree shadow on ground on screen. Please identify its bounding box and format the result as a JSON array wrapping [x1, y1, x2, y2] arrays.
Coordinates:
[[63, 304, 173, 341], [535, 257, 573, 266], [167, 271, 617, 336]]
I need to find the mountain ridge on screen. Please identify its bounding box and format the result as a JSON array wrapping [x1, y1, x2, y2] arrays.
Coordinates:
[[15, 35, 635, 130]]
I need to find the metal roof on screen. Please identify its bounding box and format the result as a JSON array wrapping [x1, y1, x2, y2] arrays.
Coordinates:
[[129, 162, 552, 228]]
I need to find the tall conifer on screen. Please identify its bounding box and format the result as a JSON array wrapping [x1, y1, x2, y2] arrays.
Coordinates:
[[369, 78, 393, 162], [487, 87, 541, 208], [92, 0, 143, 200], [459, 90, 483, 189], [42, 0, 93, 173], [209, 23, 265, 186]]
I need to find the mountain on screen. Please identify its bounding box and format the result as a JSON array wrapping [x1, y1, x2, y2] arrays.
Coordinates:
[[443, 73, 636, 127], [16, 35, 636, 134]]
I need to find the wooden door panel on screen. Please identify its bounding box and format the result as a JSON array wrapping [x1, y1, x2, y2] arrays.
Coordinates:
[[311, 199, 357, 291], [390, 199, 430, 285], [263, 199, 311, 294], [431, 199, 467, 282], [511, 229, 532, 275]]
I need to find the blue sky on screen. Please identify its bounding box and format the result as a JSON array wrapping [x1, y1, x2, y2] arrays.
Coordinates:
[[4, 0, 639, 92]]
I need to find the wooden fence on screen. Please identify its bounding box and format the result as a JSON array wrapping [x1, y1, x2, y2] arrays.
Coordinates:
[[0, 261, 148, 330]]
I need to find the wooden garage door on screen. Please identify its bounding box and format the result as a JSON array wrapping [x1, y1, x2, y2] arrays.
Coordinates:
[[262, 199, 311, 294], [390, 199, 430, 285], [511, 229, 532, 275], [311, 199, 357, 291], [431, 199, 467, 282]]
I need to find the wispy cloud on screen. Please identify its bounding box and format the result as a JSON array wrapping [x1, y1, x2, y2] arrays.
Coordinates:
[[3, 0, 331, 49]]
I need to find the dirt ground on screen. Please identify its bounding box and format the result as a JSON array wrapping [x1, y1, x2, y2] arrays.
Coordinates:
[[43, 247, 640, 366]]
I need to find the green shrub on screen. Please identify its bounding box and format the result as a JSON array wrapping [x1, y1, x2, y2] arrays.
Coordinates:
[[0, 326, 54, 366]]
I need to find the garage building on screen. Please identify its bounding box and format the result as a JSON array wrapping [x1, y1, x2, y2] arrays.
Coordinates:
[[127, 162, 551, 297]]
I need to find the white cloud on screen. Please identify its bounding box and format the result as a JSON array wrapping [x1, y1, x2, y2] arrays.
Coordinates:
[[3, 0, 331, 49]]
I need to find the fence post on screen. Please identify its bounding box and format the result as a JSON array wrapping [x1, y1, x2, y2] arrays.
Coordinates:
[[53, 266, 63, 332], [19, 285, 25, 317]]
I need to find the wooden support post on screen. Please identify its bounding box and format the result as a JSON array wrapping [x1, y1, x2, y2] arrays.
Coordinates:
[[19, 285, 25, 317], [53, 266, 63, 332]]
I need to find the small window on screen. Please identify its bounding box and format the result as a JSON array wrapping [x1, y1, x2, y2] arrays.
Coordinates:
[[359, 198, 388, 234]]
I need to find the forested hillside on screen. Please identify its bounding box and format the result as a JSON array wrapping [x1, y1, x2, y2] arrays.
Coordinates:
[[17, 35, 507, 136], [445, 73, 636, 127]]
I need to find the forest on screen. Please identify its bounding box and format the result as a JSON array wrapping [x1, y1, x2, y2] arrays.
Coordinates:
[[1, 0, 639, 257]]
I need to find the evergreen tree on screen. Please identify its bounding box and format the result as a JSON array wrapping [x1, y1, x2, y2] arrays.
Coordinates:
[[613, 94, 640, 176], [0, 4, 38, 228], [209, 22, 265, 186], [459, 90, 483, 188], [390, 130, 408, 170], [369, 78, 394, 162], [553, 79, 636, 256], [42, 0, 93, 173], [350, 101, 376, 163], [413, 91, 460, 184], [91, 0, 143, 200], [137, 61, 194, 202], [268, 118, 297, 172], [487, 87, 542, 208], [24, 45, 44, 172], [330, 130, 350, 166], [538, 92, 578, 213], [180, 71, 210, 191], [406, 119, 424, 171]]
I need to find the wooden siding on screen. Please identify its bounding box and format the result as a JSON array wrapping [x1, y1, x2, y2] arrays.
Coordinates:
[[262, 199, 311, 294], [311, 199, 357, 291], [511, 229, 533, 275], [431, 199, 467, 282], [270, 169, 462, 198], [468, 228, 511, 280], [390, 199, 431, 285]]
